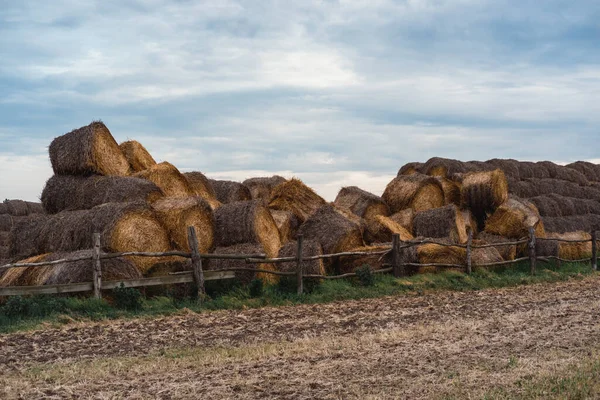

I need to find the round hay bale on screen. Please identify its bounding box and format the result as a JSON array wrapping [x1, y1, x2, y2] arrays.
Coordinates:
[[41, 174, 164, 214], [529, 195, 562, 218], [211, 243, 275, 284], [413, 205, 468, 244], [270, 209, 299, 244], [407, 243, 466, 274], [214, 200, 281, 259], [555, 166, 589, 186], [134, 161, 195, 198], [0, 232, 9, 247], [485, 159, 521, 180], [484, 197, 545, 239], [477, 232, 517, 261], [517, 162, 535, 180], [334, 186, 390, 221], [542, 215, 600, 234], [0, 215, 14, 232], [0, 203, 7, 214], [8, 215, 47, 260], [298, 204, 365, 255], [336, 244, 391, 274], [436, 177, 461, 206], [546, 231, 593, 260], [547, 194, 576, 216], [382, 173, 444, 213], [119, 140, 157, 172], [422, 157, 473, 178], [243, 176, 287, 203], [268, 178, 326, 223], [26, 202, 44, 215], [471, 241, 504, 267], [460, 169, 508, 223], [389, 209, 415, 233], [0, 246, 7, 261], [397, 162, 424, 176], [184, 172, 219, 206], [364, 215, 414, 244], [0, 254, 49, 287], [49, 121, 130, 176], [566, 161, 600, 182], [209, 179, 252, 204], [462, 210, 479, 236], [4, 200, 29, 217], [529, 163, 551, 179], [278, 239, 325, 276], [152, 197, 215, 253]]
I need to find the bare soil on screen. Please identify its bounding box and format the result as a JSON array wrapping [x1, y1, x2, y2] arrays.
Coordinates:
[[1, 276, 600, 399]]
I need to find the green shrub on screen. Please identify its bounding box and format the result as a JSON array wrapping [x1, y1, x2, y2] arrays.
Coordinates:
[[355, 264, 375, 286], [248, 278, 264, 297], [2, 296, 31, 318], [112, 284, 143, 310]]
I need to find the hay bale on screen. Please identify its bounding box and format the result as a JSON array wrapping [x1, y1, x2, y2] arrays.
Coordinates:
[[413, 205, 468, 244], [209, 179, 252, 204], [184, 172, 219, 203], [529, 195, 563, 218], [152, 197, 215, 253], [41, 174, 164, 214], [26, 202, 44, 215], [243, 176, 287, 203], [436, 177, 461, 206], [485, 159, 521, 181], [471, 241, 504, 267], [278, 240, 325, 276], [298, 204, 365, 255], [517, 162, 535, 180], [0, 203, 6, 214], [462, 210, 479, 236], [0, 254, 49, 287], [0, 246, 7, 261], [389, 209, 414, 233], [397, 162, 424, 176], [484, 197, 545, 239], [336, 244, 391, 274], [4, 200, 29, 216], [9, 202, 171, 274], [546, 231, 592, 260], [0, 215, 14, 232], [536, 161, 589, 185], [49, 121, 130, 176], [270, 209, 299, 243], [477, 232, 517, 261], [214, 200, 281, 259], [0, 232, 8, 247], [118, 140, 157, 172], [268, 178, 326, 223], [382, 173, 444, 213], [404, 243, 466, 274], [566, 161, 600, 182], [422, 157, 474, 178], [364, 215, 414, 244], [460, 169, 508, 223], [211, 243, 274, 284], [334, 186, 390, 220], [542, 215, 600, 234], [134, 162, 195, 198]]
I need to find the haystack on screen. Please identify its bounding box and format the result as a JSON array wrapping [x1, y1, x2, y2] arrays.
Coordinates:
[[336, 244, 391, 274], [9, 202, 171, 274], [270, 209, 299, 243], [0, 203, 6, 214], [0, 215, 15, 232], [209, 179, 252, 204], [536, 161, 588, 185], [334, 186, 390, 220], [243, 176, 287, 203], [268, 178, 326, 223], [0, 232, 8, 247], [214, 200, 281, 259], [460, 169, 508, 222], [413, 205, 468, 244], [462, 210, 479, 236], [542, 215, 600, 234], [529, 195, 563, 218], [484, 197, 545, 239], [546, 231, 593, 260], [485, 159, 521, 180], [389, 209, 414, 233], [0, 246, 7, 261], [364, 215, 414, 244], [119, 140, 157, 172], [298, 204, 365, 255], [517, 161, 535, 180], [210, 243, 275, 284], [436, 177, 461, 206], [382, 173, 444, 213], [152, 197, 215, 253], [49, 121, 130, 176], [422, 157, 473, 178], [184, 172, 219, 203], [471, 241, 504, 267], [41, 174, 164, 214], [403, 243, 466, 274], [0, 254, 49, 287], [134, 162, 195, 198], [397, 162, 423, 176], [278, 239, 325, 276], [566, 161, 600, 182], [3, 200, 29, 216]]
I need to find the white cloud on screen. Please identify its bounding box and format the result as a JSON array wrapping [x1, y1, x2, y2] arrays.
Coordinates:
[[0, 155, 51, 202]]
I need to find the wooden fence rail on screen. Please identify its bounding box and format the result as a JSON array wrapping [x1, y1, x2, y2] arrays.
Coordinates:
[[0, 228, 598, 299]]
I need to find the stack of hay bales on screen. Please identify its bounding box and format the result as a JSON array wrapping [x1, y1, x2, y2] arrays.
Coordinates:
[[0, 200, 45, 263], [243, 175, 287, 204]]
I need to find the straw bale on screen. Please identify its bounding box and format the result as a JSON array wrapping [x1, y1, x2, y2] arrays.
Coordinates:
[[211, 243, 275, 284], [542, 214, 600, 234], [4, 200, 29, 216], [184, 172, 219, 206], [364, 215, 414, 244], [471, 241, 504, 267], [528, 163, 551, 179], [214, 200, 281, 259], [0, 254, 49, 287], [0, 246, 7, 261], [547, 231, 593, 260], [243, 176, 287, 203], [270, 209, 299, 243], [118, 140, 156, 173], [413, 205, 468, 244], [134, 162, 195, 198], [517, 161, 535, 180], [535, 161, 589, 185], [336, 244, 391, 274], [8, 215, 47, 260], [462, 210, 479, 236], [0, 232, 8, 247], [209, 179, 252, 204], [298, 204, 365, 256], [278, 239, 325, 276], [0, 215, 14, 232], [382, 173, 444, 213], [422, 157, 475, 178], [484, 197, 545, 239], [41, 174, 164, 214], [460, 169, 508, 221], [477, 232, 517, 261], [389, 209, 414, 233], [0, 203, 6, 214], [566, 161, 600, 182], [268, 178, 326, 223], [26, 202, 44, 215], [485, 159, 521, 180], [49, 121, 130, 176], [397, 162, 424, 176], [409, 243, 467, 274], [334, 186, 389, 221], [152, 197, 215, 253], [528, 195, 563, 218], [436, 177, 461, 206]]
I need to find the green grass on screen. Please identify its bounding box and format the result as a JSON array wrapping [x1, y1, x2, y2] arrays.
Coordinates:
[[0, 260, 595, 334]]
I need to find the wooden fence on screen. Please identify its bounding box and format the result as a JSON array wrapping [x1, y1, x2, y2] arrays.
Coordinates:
[[0, 227, 598, 300]]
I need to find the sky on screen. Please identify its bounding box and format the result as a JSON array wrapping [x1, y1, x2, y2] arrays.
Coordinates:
[[0, 0, 599, 201]]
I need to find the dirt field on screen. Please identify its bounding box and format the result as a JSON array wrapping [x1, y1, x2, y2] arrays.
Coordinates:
[[1, 276, 600, 399]]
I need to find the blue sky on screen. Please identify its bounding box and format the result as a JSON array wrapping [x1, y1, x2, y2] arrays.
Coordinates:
[[1, 0, 599, 201]]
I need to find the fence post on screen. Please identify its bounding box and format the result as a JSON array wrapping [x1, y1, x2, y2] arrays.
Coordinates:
[[92, 233, 102, 299], [528, 226, 537, 276], [592, 230, 597, 271], [187, 226, 206, 302], [466, 229, 473, 275], [296, 234, 304, 295], [392, 234, 404, 277]]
